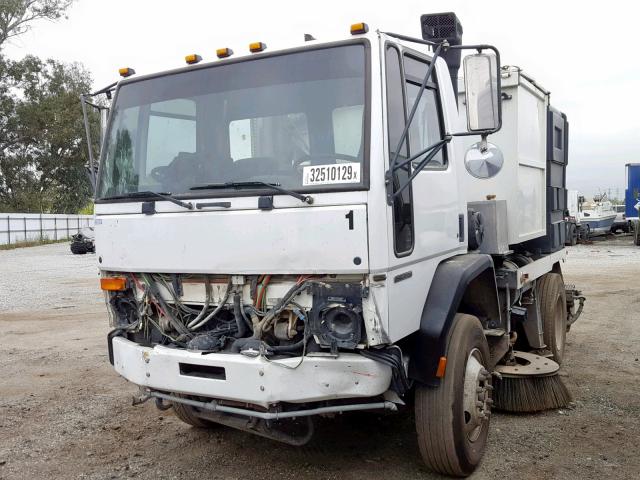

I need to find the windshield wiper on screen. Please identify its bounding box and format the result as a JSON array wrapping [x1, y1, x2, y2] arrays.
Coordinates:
[[100, 191, 194, 210], [190, 181, 313, 204]]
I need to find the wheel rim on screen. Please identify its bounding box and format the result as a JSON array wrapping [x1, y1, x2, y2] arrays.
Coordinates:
[[462, 348, 491, 443]]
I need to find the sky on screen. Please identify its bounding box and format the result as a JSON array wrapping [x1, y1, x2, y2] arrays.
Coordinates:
[[4, 0, 639, 199]]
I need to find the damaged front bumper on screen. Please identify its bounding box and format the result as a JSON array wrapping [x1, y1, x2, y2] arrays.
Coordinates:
[[111, 337, 393, 408]]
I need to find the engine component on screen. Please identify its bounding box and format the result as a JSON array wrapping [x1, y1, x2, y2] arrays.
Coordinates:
[[310, 283, 363, 349], [187, 332, 227, 352], [273, 311, 299, 340]]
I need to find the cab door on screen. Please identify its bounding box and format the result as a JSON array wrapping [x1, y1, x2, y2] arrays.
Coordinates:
[[384, 44, 463, 342]]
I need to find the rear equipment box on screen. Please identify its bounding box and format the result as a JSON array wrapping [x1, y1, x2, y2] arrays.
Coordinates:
[[459, 67, 568, 253]]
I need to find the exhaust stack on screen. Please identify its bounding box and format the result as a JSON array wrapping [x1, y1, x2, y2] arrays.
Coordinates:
[[420, 12, 463, 97]]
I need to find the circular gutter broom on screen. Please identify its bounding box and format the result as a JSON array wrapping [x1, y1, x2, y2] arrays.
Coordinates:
[[492, 350, 572, 413]]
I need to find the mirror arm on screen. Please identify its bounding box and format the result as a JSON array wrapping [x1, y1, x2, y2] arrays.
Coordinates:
[[381, 31, 441, 47], [479, 135, 488, 153], [387, 136, 451, 203], [90, 81, 118, 98], [80, 94, 97, 192], [392, 136, 448, 173]]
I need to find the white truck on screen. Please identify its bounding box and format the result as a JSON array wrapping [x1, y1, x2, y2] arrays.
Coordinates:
[[87, 13, 584, 476]]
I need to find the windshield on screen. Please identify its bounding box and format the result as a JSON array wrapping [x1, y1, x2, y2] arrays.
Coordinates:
[[97, 43, 367, 199]]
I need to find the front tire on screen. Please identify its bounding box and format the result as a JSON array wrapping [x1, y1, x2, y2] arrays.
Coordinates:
[[538, 273, 567, 365], [172, 395, 219, 428], [415, 314, 492, 477]]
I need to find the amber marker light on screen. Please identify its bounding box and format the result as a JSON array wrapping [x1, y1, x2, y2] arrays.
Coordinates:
[[350, 22, 369, 35], [249, 42, 267, 53], [118, 67, 136, 77], [216, 47, 234, 59], [100, 277, 127, 291], [435, 356, 448, 378], [185, 54, 203, 65]]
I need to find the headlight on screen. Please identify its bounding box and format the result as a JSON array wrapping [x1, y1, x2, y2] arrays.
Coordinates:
[[309, 283, 363, 349]]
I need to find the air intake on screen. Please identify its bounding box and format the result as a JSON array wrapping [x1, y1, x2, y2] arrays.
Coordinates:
[[420, 12, 463, 96]]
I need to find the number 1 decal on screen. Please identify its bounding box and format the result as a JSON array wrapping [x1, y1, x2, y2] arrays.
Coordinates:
[[345, 210, 354, 230]]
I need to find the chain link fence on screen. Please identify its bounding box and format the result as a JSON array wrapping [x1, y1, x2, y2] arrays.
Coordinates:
[[0, 213, 94, 246]]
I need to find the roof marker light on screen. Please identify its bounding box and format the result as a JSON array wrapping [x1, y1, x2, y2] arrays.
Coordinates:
[[185, 54, 202, 65], [350, 22, 369, 35], [216, 47, 234, 59], [118, 67, 136, 77], [249, 42, 267, 53]]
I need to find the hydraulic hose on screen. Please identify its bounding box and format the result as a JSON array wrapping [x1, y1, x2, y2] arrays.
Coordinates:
[[233, 294, 247, 338], [268, 335, 309, 353], [184, 277, 211, 326], [241, 305, 254, 331], [188, 279, 232, 330]]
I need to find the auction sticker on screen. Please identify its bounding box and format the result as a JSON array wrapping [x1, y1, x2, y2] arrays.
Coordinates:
[[302, 163, 361, 186]]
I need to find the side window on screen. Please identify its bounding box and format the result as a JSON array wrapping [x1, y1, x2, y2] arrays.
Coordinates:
[[146, 99, 196, 175], [386, 45, 413, 256], [403, 55, 447, 168]]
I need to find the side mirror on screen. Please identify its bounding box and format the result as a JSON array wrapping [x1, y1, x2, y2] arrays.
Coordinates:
[[463, 53, 500, 132]]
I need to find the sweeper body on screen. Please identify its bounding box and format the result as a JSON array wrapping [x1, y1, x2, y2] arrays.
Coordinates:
[[89, 13, 584, 477]]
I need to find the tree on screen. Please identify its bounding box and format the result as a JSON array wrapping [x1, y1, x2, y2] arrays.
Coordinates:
[[0, 57, 95, 212], [0, 0, 95, 214], [0, 0, 73, 48]]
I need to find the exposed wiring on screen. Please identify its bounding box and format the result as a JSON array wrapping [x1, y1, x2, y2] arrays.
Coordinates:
[[188, 279, 232, 330], [184, 276, 212, 327], [255, 275, 271, 311], [360, 346, 410, 395], [141, 273, 192, 338], [122, 273, 318, 357], [253, 280, 316, 338]]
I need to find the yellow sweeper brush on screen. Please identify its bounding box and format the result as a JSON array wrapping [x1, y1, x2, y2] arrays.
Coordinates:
[[493, 350, 572, 413]]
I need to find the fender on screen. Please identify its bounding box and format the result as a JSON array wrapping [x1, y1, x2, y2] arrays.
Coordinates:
[[408, 253, 501, 386]]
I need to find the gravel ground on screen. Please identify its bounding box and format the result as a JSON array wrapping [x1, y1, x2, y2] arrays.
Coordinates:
[[0, 243, 101, 313], [0, 237, 639, 479]]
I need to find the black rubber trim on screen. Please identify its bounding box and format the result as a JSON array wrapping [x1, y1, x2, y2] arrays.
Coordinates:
[[407, 253, 496, 386], [107, 329, 125, 365]]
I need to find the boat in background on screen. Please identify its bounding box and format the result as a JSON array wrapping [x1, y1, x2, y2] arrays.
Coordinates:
[[578, 194, 617, 236]]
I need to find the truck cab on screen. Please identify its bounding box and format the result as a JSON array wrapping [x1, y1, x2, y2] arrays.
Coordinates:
[[90, 13, 580, 477]]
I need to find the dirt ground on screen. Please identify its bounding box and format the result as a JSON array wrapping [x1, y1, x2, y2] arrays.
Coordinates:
[[1, 238, 639, 480]]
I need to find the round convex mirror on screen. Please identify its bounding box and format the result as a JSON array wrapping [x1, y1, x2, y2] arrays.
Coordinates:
[[464, 142, 504, 179]]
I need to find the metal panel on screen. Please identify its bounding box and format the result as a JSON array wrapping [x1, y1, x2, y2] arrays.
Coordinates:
[[458, 67, 549, 245], [96, 204, 368, 274], [521, 107, 569, 253], [112, 337, 392, 407], [381, 51, 468, 342], [468, 200, 509, 254]]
